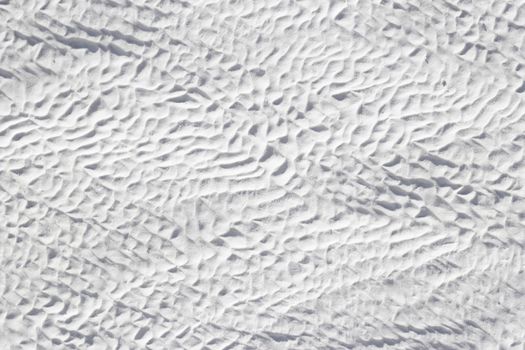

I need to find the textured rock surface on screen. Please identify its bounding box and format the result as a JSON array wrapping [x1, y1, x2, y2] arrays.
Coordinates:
[[1, 0, 525, 349]]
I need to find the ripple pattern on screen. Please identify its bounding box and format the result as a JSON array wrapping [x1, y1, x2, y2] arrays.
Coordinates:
[[0, 0, 525, 349]]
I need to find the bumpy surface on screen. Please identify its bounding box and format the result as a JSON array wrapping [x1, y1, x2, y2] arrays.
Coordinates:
[[1, 0, 525, 349]]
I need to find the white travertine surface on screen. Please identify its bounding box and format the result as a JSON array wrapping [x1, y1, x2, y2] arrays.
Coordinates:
[[0, 0, 524, 349]]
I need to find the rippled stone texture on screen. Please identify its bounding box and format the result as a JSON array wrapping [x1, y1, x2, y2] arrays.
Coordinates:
[[1, 0, 524, 349]]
